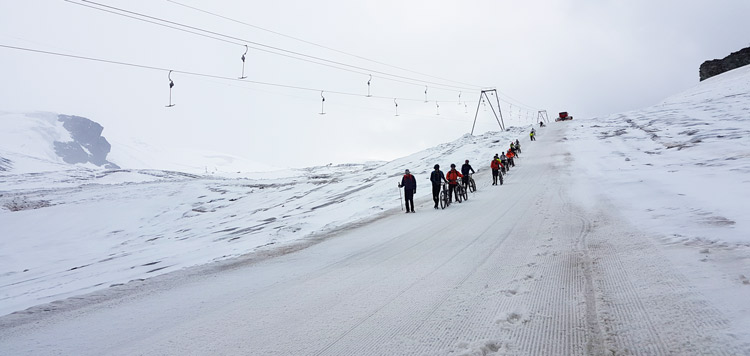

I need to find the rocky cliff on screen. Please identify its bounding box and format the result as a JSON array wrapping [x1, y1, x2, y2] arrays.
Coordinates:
[[699, 47, 750, 81]]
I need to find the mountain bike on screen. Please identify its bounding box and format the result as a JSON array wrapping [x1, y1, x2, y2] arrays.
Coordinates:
[[466, 174, 476, 193], [457, 181, 468, 201], [440, 182, 451, 209]]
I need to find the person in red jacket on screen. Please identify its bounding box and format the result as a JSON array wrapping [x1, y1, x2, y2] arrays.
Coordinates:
[[506, 150, 515, 167], [490, 155, 503, 185], [445, 164, 463, 202]]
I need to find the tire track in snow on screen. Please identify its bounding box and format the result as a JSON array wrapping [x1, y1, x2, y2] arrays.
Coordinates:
[[312, 191, 531, 355], [583, 206, 749, 355], [311, 140, 548, 355]]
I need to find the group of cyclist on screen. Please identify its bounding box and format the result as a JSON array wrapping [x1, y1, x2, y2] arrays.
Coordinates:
[[428, 162, 472, 209], [399, 133, 534, 212]]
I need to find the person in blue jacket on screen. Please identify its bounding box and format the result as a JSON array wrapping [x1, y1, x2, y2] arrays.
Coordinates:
[[399, 169, 417, 213]]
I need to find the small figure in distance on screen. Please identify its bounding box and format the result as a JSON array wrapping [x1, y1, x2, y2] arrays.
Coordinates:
[[539, 121, 545, 127], [430, 164, 447, 209], [461, 160, 475, 190], [510, 142, 520, 158], [445, 164, 464, 203], [530, 128, 536, 141], [506, 149, 515, 167], [399, 169, 417, 213], [499, 152, 508, 174]]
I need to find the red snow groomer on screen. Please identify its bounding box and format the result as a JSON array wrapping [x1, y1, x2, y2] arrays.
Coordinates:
[[556, 111, 573, 121]]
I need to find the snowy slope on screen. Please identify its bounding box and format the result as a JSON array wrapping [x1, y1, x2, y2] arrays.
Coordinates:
[[0, 112, 76, 173], [0, 126, 529, 316], [1, 64, 749, 329], [565, 64, 750, 245], [0, 111, 280, 175]]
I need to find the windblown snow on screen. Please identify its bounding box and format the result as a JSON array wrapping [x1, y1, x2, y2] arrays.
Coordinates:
[[1, 65, 749, 355]]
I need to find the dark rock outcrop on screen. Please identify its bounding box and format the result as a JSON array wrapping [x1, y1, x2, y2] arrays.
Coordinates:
[[699, 47, 750, 81], [53, 115, 120, 169]]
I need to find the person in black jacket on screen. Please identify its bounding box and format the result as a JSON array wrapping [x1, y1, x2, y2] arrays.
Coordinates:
[[429, 164, 447, 209], [461, 160, 475, 189], [399, 169, 417, 213]]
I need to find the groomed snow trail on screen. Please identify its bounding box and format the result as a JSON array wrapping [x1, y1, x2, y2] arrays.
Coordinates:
[[1, 124, 747, 355]]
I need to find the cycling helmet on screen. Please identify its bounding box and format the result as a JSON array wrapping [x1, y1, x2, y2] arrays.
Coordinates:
[[450, 163, 456, 168], [434, 164, 440, 169], [465, 160, 469, 163]]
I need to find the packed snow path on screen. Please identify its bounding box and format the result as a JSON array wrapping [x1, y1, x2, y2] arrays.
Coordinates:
[[2, 124, 748, 355]]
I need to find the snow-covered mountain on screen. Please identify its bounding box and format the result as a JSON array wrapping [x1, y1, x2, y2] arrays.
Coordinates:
[[1, 64, 749, 322], [0, 112, 117, 173], [0, 111, 280, 175]]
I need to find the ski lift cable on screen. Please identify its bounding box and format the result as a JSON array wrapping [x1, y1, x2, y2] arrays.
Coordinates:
[[165, 0, 485, 90], [64, 0, 470, 93], [66, 0, 483, 92], [0, 43, 478, 104]]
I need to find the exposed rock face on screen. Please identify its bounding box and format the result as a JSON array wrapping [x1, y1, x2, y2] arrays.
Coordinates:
[[699, 47, 750, 81], [53, 115, 120, 169]]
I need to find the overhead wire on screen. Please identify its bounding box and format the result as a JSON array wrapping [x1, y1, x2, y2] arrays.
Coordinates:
[[0, 43, 474, 104], [65, 0, 483, 93], [165, 0, 485, 90]]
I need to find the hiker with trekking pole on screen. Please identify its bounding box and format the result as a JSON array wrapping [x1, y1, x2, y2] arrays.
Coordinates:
[[398, 169, 417, 213]]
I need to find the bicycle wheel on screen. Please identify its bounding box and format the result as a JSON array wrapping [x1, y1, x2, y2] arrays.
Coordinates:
[[469, 178, 476, 192], [440, 190, 448, 209], [455, 187, 462, 203], [461, 185, 468, 201], [499, 172, 504, 185]]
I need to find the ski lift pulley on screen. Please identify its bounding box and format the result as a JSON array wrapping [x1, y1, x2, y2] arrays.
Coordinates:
[[239, 45, 249, 79]]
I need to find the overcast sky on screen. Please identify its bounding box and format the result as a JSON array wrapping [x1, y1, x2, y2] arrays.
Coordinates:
[[1, 0, 749, 169]]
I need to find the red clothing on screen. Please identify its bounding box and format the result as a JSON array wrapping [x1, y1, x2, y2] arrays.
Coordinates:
[[491, 159, 500, 170], [506, 152, 514, 159], [445, 169, 463, 185]]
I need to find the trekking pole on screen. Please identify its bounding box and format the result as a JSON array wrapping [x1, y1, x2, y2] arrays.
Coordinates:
[[397, 183, 404, 211]]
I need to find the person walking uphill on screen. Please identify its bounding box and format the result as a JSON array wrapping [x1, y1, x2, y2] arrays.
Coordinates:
[[506, 150, 515, 167], [430, 164, 447, 209], [490, 155, 502, 185], [445, 164, 463, 202], [461, 160, 475, 189], [399, 169, 417, 213]]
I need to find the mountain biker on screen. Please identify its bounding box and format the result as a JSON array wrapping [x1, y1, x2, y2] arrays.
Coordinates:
[[499, 153, 508, 174], [530, 130, 536, 141], [510, 142, 519, 158], [398, 169, 417, 213], [445, 164, 463, 203], [490, 155, 501, 185], [461, 160, 475, 189], [430, 164, 447, 209], [515, 140, 521, 153], [506, 150, 515, 167], [539, 121, 545, 127]]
